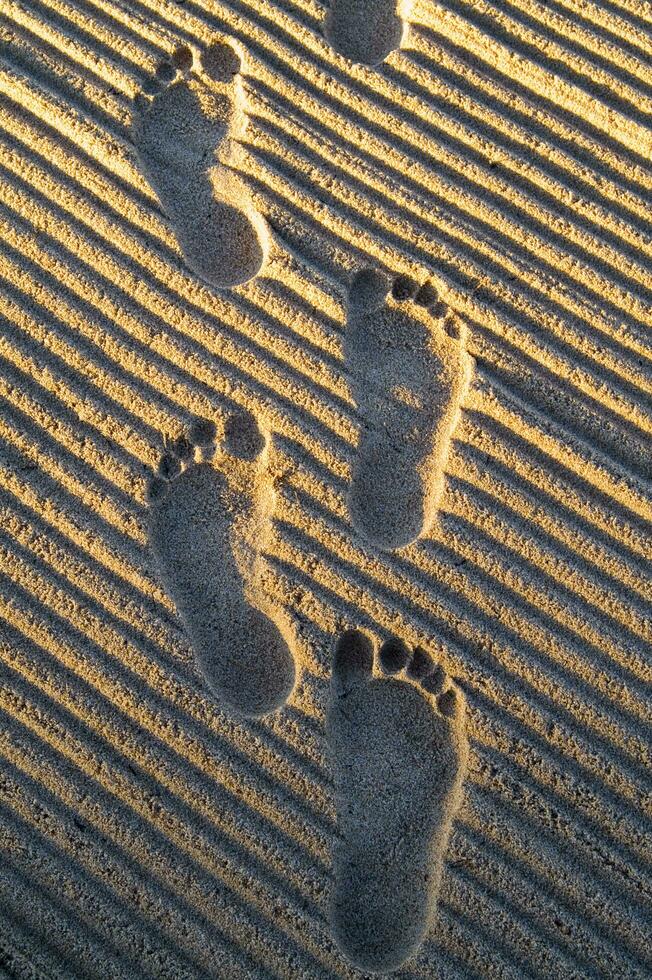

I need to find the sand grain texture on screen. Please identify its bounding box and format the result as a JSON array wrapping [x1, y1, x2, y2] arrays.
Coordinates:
[[0, 0, 650, 977], [324, 0, 407, 66]]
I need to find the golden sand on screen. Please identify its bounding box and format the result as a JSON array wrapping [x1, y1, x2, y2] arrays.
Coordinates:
[[0, 0, 650, 976]]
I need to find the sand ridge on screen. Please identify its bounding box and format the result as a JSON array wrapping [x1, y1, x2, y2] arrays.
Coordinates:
[[0, 0, 650, 976]]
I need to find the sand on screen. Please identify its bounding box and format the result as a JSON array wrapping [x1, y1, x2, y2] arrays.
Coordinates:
[[0, 0, 650, 977]]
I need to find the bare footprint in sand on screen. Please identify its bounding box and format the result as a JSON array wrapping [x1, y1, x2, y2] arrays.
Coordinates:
[[147, 411, 295, 717], [328, 630, 467, 973], [324, 0, 407, 65], [131, 40, 267, 288], [344, 269, 474, 550]]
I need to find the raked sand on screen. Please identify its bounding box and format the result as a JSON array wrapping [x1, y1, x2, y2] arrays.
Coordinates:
[[0, 0, 650, 977]]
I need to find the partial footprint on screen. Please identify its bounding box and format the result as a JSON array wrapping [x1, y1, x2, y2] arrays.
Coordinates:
[[324, 0, 407, 65], [344, 269, 474, 550], [147, 411, 295, 716], [327, 630, 468, 973], [132, 40, 267, 288]]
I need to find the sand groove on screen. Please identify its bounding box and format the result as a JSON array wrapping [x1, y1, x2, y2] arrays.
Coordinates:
[[246, 77, 652, 321], [0, 0, 650, 976], [417, 0, 652, 158]]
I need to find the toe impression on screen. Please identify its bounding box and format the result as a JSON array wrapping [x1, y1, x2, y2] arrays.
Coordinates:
[[379, 636, 411, 674], [438, 687, 459, 719], [223, 409, 266, 461], [406, 645, 435, 680], [333, 629, 373, 695], [189, 417, 218, 447]]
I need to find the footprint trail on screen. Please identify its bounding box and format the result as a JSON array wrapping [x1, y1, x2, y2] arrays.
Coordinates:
[[132, 40, 267, 288], [324, 0, 407, 65], [344, 269, 474, 550], [327, 630, 468, 973], [147, 412, 296, 717]]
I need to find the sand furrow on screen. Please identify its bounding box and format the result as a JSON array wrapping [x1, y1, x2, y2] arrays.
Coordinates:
[[0, 236, 356, 489], [439, 0, 652, 114], [441, 491, 652, 677], [0, 492, 329, 784], [0, 755, 210, 979], [0, 498, 182, 659], [402, 30, 652, 234], [0, 704, 316, 978], [245, 145, 652, 472], [0, 850, 126, 980], [6, 0, 158, 85], [418, 0, 652, 158], [90, 0, 652, 223], [500, 0, 652, 87], [0, 189, 356, 444], [0, 401, 141, 542], [276, 471, 652, 711], [468, 751, 652, 908], [2, 1, 135, 105], [0, 564, 332, 853], [0, 145, 350, 400], [244, 92, 652, 360], [0, 907, 61, 980], [0, 460, 167, 606], [0, 630, 637, 980], [452, 823, 650, 976], [541, 0, 652, 57], [460, 803, 651, 964], [249, 78, 652, 339], [475, 377, 652, 520], [249, 152, 652, 474], [1, 58, 648, 470], [455, 429, 652, 596], [2, 478, 648, 892], [0, 661, 347, 977]]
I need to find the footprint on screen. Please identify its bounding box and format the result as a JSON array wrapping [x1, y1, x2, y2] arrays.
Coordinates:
[[327, 630, 468, 973], [131, 40, 267, 288], [324, 0, 406, 65], [147, 411, 296, 717], [344, 269, 474, 550]]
